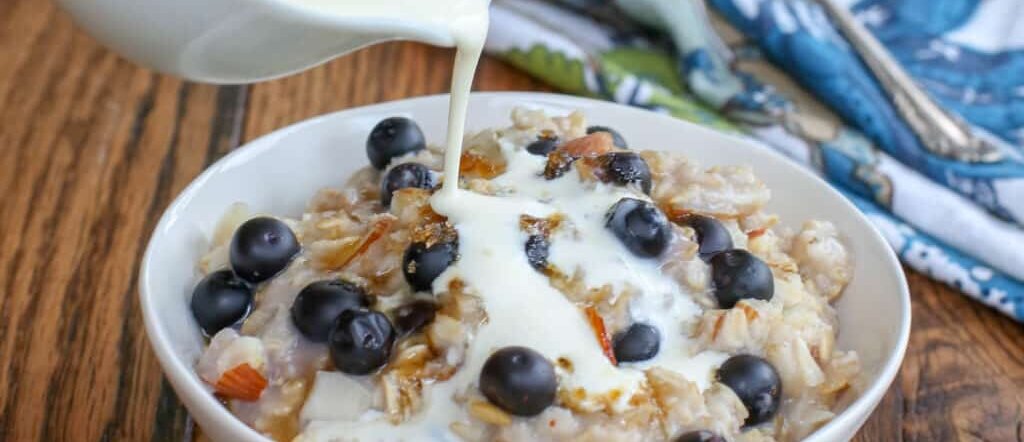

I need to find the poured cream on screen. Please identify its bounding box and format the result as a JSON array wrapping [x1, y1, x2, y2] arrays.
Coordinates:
[[286, 1, 724, 440], [300, 142, 725, 441]]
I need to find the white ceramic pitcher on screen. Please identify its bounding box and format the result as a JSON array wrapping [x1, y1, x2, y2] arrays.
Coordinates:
[[55, 0, 482, 84]]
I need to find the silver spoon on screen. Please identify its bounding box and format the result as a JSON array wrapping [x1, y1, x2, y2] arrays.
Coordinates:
[[815, 0, 1003, 163]]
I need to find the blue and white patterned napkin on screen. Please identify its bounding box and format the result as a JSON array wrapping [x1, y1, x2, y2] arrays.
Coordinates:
[[484, 0, 1024, 320]]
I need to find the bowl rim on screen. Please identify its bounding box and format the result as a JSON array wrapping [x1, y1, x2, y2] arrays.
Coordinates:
[[140, 91, 911, 441]]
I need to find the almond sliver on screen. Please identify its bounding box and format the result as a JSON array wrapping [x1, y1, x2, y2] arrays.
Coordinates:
[[584, 306, 617, 366], [312, 216, 395, 270], [213, 363, 267, 401], [350, 215, 395, 260], [562, 132, 613, 157]]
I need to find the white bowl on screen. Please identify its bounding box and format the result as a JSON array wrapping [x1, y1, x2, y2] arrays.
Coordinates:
[[140, 92, 911, 442]]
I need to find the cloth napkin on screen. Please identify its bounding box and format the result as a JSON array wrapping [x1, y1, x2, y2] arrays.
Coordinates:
[[484, 0, 1024, 321]]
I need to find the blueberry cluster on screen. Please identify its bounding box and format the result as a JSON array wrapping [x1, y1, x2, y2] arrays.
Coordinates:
[[675, 215, 781, 426], [366, 117, 460, 295], [189, 117, 451, 376], [368, 116, 436, 207], [594, 155, 781, 427], [674, 214, 775, 309], [291, 279, 396, 374], [190, 216, 301, 337], [296, 116, 452, 375]]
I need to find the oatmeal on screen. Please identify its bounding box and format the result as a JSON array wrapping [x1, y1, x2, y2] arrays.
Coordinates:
[[188, 108, 858, 442]]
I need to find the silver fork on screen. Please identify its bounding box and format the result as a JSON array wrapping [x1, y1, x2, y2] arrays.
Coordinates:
[[815, 0, 1003, 163]]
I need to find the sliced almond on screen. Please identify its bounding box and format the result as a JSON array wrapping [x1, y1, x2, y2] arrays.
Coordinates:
[[583, 306, 617, 366], [311, 215, 395, 270], [746, 227, 768, 239], [562, 132, 613, 157], [213, 363, 267, 401]]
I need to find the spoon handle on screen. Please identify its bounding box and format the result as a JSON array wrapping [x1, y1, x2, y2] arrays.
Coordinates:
[[815, 0, 1002, 163]]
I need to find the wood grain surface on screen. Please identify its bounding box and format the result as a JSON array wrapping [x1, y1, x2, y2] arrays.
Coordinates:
[[0, 2, 1021, 441]]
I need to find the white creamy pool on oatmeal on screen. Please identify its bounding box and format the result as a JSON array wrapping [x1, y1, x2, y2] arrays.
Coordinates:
[[188, 108, 860, 442]]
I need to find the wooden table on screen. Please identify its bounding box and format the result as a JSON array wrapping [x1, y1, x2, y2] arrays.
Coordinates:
[[2, 3, 1022, 441]]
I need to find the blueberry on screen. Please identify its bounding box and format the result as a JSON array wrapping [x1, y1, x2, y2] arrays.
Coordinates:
[[190, 270, 253, 336], [597, 152, 652, 194], [229, 217, 300, 284], [393, 300, 438, 336], [676, 430, 726, 442], [329, 309, 396, 375], [716, 354, 781, 427], [586, 125, 627, 148], [381, 163, 433, 207], [524, 234, 549, 271], [403, 240, 458, 292], [526, 134, 559, 156], [479, 346, 557, 416], [710, 249, 774, 309], [605, 198, 671, 258], [677, 214, 733, 260], [291, 280, 370, 342], [612, 323, 660, 363], [366, 117, 426, 170]]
